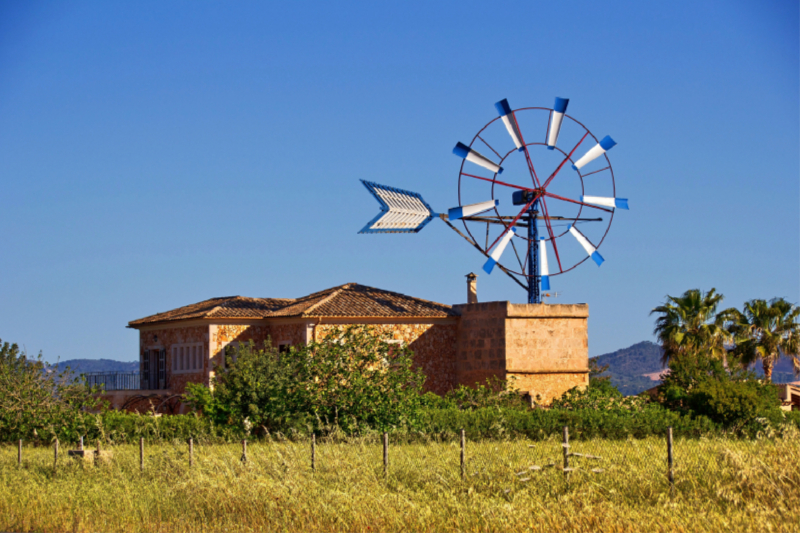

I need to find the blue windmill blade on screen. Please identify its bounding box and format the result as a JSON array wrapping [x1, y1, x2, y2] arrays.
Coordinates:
[[495, 99, 524, 151], [580, 195, 629, 210], [483, 227, 516, 274], [539, 237, 550, 290], [567, 225, 604, 266], [572, 136, 617, 170], [359, 180, 435, 234], [453, 142, 504, 174], [546, 97, 569, 150], [448, 199, 499, 220]]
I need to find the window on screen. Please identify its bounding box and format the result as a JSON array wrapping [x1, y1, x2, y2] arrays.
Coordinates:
[[278, 341, 291, 353], [171, 343, 205, 374]]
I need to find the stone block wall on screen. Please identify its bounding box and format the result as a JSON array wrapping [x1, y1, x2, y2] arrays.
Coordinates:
[[453, 302, 589, 404]]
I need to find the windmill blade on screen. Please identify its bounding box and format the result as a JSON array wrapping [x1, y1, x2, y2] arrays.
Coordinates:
[[572, 135, 616, 170], [539, 237, 551, 290], [495, 99, 524, 151], [359, 180, 435, 234], [568, 225, 604, 266], [580, 195, 629, 210], [546, 97, 569, 150], [453, 142, 504, 174], [483, 227, 516, 274], [448, 199, 499, 220]]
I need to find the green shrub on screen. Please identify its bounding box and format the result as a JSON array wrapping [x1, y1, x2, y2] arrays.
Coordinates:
[[0, 339, 103, 442], [185, 326, 426, 434], [657, 352, 782, 433]]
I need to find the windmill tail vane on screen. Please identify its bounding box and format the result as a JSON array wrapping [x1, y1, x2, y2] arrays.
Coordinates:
[[358, 96, 629, 304]]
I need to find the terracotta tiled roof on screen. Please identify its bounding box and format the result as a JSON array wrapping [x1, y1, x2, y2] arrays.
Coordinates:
[[128, 283, 456, 326], [268, 283, 457, 318], [128, 296, 295, 326]]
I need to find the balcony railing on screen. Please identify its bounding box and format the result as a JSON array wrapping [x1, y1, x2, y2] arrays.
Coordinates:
[[81, 372, 141, 391]]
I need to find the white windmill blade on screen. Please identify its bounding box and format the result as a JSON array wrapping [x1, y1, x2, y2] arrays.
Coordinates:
[[482, 227, 516, 274], [448, 199, 499, 220], [539, 237, 551, 290], [567, 225, 604, 266], [453, 142, 504, 174], [495, 99, 524, 151], [359, 180, 435, 234], [571, 136, 616, 170], [546, 97, 569, 150], [580, 195, 629, 210]]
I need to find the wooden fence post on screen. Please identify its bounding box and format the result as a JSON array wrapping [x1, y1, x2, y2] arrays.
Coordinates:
[[562, 426, 570, 476], [53, 438, 58, 474], [383, 432, 388, 477], [189, 438, 194, 467], [139, 438, 144, 472], [18, 439, 22, 466], [667, 427, 674, 495], [311, 434, 316, 471], [79, 436, 84, 451], [460, 429, 465, 480], [241, 439, 247, 463]]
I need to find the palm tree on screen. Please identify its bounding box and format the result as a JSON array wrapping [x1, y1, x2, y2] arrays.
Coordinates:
[[720, 298, 800, 382], [651, 288, 728, 366]]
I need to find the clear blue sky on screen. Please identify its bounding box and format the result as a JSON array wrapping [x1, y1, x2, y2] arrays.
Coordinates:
[[1, 1, 797, 363]]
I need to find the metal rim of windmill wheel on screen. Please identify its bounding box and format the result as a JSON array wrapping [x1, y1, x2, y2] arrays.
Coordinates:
[[358, 97, 629, 305]]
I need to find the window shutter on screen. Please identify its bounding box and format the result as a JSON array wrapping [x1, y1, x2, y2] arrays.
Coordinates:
[[142, 349, 150, 390]]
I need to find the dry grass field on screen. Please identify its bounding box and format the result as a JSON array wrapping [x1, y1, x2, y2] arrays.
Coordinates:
[[1, 434, 798, 533]]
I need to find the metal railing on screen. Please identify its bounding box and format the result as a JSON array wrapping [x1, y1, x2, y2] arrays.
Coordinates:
[[81, 372, 141, 391]]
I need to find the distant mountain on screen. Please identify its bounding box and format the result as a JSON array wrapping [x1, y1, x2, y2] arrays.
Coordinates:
[[592, 341, 665, 395], [592, 341, 799, 396], [55, 359, 138, 375]]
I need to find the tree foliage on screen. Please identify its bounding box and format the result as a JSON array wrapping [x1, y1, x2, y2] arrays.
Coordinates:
[[0, 338, 102, 442], [650, 288, 729, 365], [720, 297, 800, 381], [184, 326, 426, 434]]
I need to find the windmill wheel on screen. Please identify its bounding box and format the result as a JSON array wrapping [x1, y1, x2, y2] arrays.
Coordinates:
[[453, 99, 627, 300]]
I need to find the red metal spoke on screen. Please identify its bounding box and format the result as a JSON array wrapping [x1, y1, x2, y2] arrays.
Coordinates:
[[461, 172, 533, 191], [539, 197, 563, 273], [511, 110, 542, 189], [580, 166, 610, 178], [477, 135, 502, 160], [543, 191, 613, 213], [486, 194, 541, 252], [541, 132, 589, 190]]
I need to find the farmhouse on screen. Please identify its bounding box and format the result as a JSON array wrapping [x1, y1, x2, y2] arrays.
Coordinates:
[[107, 282, 589, 411]]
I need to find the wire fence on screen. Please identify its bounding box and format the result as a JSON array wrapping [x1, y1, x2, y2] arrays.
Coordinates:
[[6, 426, 798, 500]]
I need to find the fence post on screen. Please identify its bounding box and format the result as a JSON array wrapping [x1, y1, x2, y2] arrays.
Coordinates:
[[189, 438, 194, 467], [53, 438, 58, 474], [562, 426, 570, 476], [667, 427, 674, 495], [311, 434, 316, 471], [18, 439, 22, 467], [460, 429, 465, 480], [139, 438, 144, 472], [79, 436, 84, 452], [241, 439, 247, 463], [383, 432, 389, 477]]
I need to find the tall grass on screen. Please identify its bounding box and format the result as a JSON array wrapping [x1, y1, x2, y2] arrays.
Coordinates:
[[1, 433, 798, 532]]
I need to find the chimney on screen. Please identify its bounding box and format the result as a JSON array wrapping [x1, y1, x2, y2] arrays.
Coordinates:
[[466, 272, 478, 304]]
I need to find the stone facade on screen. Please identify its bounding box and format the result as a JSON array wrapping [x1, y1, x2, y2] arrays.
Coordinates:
[[454, 302, 589, 403]]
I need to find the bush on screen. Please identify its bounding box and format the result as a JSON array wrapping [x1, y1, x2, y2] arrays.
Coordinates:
[[656, 353, 782, 432], [0, 339, 103, 442], [185, 326, 426, 434]]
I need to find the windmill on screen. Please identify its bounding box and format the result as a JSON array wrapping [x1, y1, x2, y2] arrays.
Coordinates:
[[359, 97, 628, 304]]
